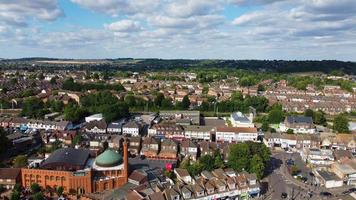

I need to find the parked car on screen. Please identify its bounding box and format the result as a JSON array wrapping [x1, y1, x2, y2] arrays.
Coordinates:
[[281, 193, 288, 199], [319, 192, 332, 197]]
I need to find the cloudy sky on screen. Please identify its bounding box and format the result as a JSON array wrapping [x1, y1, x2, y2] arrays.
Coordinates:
[[1, 0, 356, 60]]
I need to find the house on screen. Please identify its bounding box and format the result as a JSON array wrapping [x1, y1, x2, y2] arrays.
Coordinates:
[[332, 134, 356, 152], [141, 137, 159, 158], [128, 137, 141, 156], [333, 150, 353, 162], [174, 168, 193, 184], [184, 125, 215, 141], [199, 141, 218, 156], [129, 170, 148, 186], [148, 124, 184, 140], [315, 170, 343, 188], [331, 162, 356, 185], [107, 119, 126, 134], [230, 112, 254, 128], [158, 139, 178, 160], [180, 140, 198, 161], [0, 168, 21, 189], [301, 148, 334, 165], [122, 121, 142, 136], [84, 120, 107, 134], [280, 116, 315, 134]]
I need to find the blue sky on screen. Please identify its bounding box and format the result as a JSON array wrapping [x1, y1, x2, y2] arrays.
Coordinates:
[[0, 0, 356, 60]]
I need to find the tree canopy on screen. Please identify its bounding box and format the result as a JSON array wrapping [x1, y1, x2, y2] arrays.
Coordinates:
[[333, 114, 350, 133]]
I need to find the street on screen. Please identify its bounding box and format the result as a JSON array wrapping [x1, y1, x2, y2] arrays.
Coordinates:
[[260, 151, 354, 200]]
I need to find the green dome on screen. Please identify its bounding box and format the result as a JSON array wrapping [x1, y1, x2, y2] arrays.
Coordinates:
[[95, 149, 122, 167]]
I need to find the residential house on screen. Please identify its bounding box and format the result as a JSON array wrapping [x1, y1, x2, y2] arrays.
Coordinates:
[[128, 137, 141, 156], [301, 148, 334, 165], [331, 161, 356, 185], [280, 116, 316, 134], [148, 124, 184, 140], [180, 140, 198, 161], [141, 137, 159, 158], [174, 168, 193, 184], [122, 121, 142, 136], [184, 125, 215, 141], [107, 119, 126, 134], [84, 120, 107, 134], [0, 168, 21, 189], [158, 139, 178, 160]]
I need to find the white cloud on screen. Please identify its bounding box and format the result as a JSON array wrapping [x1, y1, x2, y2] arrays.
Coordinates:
[[0, 0, 63, 27], [105, 20, 142, 32], [167, 0, 222, 18], [70, 0, 160, 16]]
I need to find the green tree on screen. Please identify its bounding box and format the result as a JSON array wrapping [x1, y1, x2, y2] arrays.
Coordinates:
[[228, 143, 251, 171], [268, 109, 284, 124], [286, 129, 294, 134], [199, 155, 215, 171], [124, 94, 136, 107], [72, 134, 82, 145], [63, 102, 88, 123], [257, 84, 265, 92], [13, 155, 28, 168], [0, 128, 10, 154], [214, 153, 225, 169], [181, 95, 191, 109], [304, 109, 314, 117], [56, 186, 64, 197], [333, 114, 350, 133], [10, 191, 20, 200], [231, 91, 244, 101], [313, 111, 327, 126], [154, 93, 164, 107], [21, 97, 46, 118], [261, 121, 269, 132], [32, 192, 44, 200], [31, 183, 41, 194], [161, 98, 173, 109], [249, 155, 264, 180], [50, 76, 57, 85], [37, 73, 45, 80]]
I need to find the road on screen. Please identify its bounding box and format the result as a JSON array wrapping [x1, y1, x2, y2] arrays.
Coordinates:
[[260, 151, 355, 200]]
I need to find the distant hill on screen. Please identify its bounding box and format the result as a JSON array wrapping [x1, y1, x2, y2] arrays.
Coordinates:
[[0, 58, 355, 74]]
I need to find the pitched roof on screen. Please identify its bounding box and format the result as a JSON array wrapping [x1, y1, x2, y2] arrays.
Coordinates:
[[0, 168, 21, 179], [286, 116, 313, 124], [85, 120, 107, 130]]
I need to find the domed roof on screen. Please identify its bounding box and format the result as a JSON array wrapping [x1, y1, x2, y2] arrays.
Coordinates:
[[95, 149, 122, 167]]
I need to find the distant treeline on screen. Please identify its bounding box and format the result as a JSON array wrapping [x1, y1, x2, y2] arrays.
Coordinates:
[[0, 58, 355, 74]]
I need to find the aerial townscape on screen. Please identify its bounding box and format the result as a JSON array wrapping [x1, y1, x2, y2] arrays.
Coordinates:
[[1, 1, 356, 200]]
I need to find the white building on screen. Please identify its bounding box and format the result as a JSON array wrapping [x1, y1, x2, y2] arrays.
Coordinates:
[[122, 121, 141, 136], [85, 113, 103, 123], [230, 112, 254, 128], [216, 127, 258, 143], [184, 125, 215, 141], [301, 148, 334, 165]]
